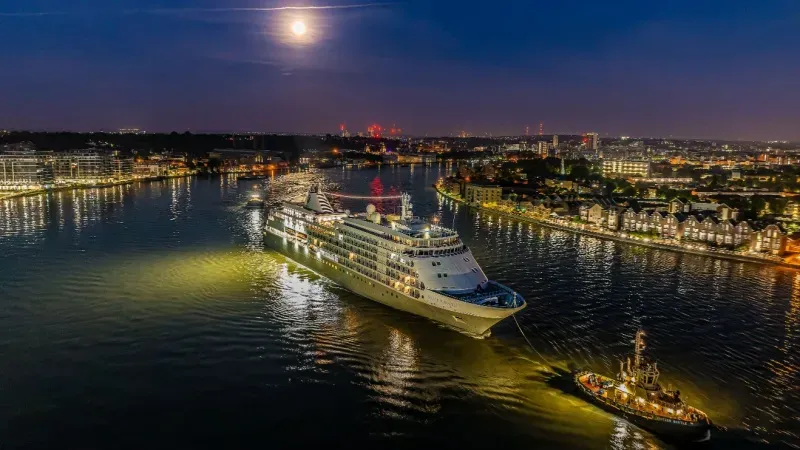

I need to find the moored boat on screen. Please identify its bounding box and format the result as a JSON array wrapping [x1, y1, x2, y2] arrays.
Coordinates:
[[574, 330, 712, 442]]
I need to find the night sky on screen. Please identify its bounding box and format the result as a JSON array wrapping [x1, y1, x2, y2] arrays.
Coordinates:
[[1, 0, 799, 140]]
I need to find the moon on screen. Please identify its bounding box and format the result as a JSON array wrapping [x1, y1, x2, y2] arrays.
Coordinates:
[[291, 21, 307, 36]]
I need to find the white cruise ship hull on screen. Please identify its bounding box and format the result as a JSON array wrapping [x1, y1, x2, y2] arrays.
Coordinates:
[[264, 231, 523, 336]]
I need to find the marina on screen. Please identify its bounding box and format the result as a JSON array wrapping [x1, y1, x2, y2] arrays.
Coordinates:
[[1, 166, 797, 449]]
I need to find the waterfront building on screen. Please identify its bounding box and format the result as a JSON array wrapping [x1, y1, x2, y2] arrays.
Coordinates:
[[659, 213, 686, 239], [51, 151, 114, 183], [602, 160, 651, 178], [579, 201, 624, 230], [572, 193, 786, 255], [134, 161, 168, 178], [110, 156, 134, 180], [607, 207, 624, 230], [464, 184, 502, 205], [0, 143, 54, 189], [582, 203, 606, 225], [397, 153, 437, 164], [734, 221, 755, 246], [1, 144, 137, 188], [750, 224, 787, 255]]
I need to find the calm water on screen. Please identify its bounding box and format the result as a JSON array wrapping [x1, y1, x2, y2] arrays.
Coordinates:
[[0, 166, 797, 449]]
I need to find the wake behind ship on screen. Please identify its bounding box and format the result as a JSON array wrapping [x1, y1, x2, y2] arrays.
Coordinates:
[[264, 185, 526, 336]]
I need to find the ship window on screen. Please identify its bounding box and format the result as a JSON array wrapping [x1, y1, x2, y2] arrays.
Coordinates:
[[443, 273, 448, 277], [437, 274, 442, 278], [432, 262, 436, 267]]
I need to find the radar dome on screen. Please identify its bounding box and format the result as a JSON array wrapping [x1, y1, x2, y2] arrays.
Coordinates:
[[366, 204, 377, 215]]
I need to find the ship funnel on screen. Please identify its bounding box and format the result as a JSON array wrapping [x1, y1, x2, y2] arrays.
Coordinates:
[[305, 184, 334, 213]]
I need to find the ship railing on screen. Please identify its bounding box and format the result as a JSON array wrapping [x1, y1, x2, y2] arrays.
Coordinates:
[[433, 282, 523, 308], [405, 245, 468, 258], [607, 387, 701, 423]]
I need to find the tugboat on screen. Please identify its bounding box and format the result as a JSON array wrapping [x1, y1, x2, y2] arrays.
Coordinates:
[[574, 330, 712, 442], [245, 194, 265, 209]]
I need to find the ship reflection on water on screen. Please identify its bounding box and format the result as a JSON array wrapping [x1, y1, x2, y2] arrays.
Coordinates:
[[0, 167, 796, 449]]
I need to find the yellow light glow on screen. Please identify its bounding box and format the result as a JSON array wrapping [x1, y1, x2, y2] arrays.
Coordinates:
[[291, 21, 307, 36]]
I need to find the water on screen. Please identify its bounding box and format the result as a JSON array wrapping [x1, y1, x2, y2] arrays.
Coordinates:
[[0, 166, 797, 449]]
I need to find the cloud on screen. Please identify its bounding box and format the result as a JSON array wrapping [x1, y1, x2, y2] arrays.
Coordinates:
[[126, 3, 398, 15], [0, 11, 68, 17], [0, 3, 398, 18]]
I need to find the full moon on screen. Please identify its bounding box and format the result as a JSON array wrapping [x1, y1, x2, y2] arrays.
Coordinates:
[[291, 21, 307, 36]]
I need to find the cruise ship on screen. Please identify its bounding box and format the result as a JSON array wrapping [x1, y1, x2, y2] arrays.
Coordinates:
[[264, 185, 526, 336]]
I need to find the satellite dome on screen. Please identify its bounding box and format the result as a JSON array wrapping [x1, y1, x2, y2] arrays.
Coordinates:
[[366, 204, 377, 215]]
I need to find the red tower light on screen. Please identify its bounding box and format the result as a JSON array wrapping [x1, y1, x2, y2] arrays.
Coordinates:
[[368, 124, 383, 138]]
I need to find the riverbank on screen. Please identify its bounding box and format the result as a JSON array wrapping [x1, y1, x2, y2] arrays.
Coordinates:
[[435, 185, 800, 269], [0, 175, 194, 202]]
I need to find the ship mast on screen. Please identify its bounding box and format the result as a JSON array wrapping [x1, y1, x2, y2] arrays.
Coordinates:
[[632, 329, 661, 393], [634, 329, 646, 370], [400, 192, 413, 221]]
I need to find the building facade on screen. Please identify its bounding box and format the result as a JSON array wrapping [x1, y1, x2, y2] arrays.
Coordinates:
[[751, 224, 787, 255], [464, 184, 502, 205], [602, 160, 651, 178], [2, 144, 135, 187], [0, 144, 54, 189], [585, 132, 599, 151], [537, 141, 549, 157]]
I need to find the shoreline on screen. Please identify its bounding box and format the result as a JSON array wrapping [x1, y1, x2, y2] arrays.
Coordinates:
[[434, 185, 799, 270], [0, 175, 194, 202]]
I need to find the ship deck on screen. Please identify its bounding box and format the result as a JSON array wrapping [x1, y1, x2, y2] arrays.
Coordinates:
[[434, 282, 524, 308]]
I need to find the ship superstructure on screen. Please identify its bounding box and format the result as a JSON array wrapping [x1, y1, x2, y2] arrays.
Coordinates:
[[265, 185, 525, 335]]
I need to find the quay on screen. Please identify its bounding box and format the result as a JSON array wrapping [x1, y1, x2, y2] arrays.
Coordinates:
[[0, 174, 193, 202], [435, 184, 800, 270]]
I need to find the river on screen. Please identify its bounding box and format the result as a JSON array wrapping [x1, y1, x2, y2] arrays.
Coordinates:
[[0, 165, 797, 449]]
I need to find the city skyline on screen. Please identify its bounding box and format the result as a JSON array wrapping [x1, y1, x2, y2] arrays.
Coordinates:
[[2, 0, 800, 140]]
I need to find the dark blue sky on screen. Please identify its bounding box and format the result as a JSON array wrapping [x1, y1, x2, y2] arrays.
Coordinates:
[[1, 0, 799, 140]]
